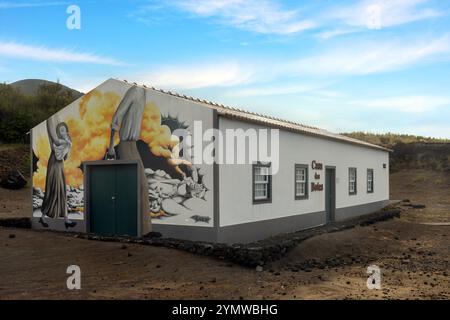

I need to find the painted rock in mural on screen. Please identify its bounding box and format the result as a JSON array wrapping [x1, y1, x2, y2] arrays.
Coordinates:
[[145, 167, 208, 218]]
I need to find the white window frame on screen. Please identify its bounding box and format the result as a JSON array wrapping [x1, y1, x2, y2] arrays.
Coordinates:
[[349, 167, 357, 195], [253, 163, 271, 203], [367, 169, 374, 193], [295, 164, 308, 200]]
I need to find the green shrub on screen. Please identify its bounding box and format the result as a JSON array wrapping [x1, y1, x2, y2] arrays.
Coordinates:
[[0, 112, 33, 143], [0, 82, 76, 143]]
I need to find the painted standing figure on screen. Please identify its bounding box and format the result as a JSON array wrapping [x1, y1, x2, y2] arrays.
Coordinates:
[[40, 116, 76, 229], [107, 85, 152, 234]]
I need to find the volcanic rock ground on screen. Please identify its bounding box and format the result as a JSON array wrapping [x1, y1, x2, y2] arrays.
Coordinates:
[[0, 169, 448, 299]]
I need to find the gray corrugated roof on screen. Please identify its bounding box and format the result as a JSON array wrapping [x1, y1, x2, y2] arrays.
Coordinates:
[[118, 79, 391, 152]]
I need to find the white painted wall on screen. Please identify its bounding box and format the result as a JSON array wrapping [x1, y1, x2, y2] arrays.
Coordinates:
[[218, 117, 389, 227]]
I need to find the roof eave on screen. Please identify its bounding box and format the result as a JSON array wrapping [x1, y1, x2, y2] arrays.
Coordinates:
[[218, 112, 392, 153]]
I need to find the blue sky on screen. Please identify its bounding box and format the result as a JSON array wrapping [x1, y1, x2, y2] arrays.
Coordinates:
[[1, 0, 450, 138]]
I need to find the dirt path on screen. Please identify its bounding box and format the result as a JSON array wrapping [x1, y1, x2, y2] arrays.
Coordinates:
[[0, 169, 448, 300], [0, 187, 31, 219]]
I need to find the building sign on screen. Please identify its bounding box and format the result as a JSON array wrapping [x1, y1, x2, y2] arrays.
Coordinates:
[[311, 160, 324, 192], [311, 182, 324, 191], [311, 160, 323, 170]]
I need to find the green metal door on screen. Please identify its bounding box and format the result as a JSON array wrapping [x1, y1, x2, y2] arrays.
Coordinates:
[[325, 168, 336, 223], [114, 164, 138, 236], [88, 163, 138, 236], [89, 165, 116, 235]]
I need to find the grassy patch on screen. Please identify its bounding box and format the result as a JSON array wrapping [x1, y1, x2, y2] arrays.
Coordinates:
[[412, 175, 426, 184], [0, 143, 26, 152]]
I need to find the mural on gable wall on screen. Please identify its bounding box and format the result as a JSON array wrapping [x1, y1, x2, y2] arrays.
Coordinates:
[[32, 81, 212, 229]]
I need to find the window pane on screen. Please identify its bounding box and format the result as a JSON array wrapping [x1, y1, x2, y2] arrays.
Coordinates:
[[295, 166, 307, 198], [367, 169, 373, 192], [255, 183, 268, 199], [349, 179, 356, 193], [296, 182, 305, 196], [255, 166, 269, 182], [296, 168, 305, 182], [255, 174, 267, 182], [254, 165, 270, 201], [349, 168, 357, 194]]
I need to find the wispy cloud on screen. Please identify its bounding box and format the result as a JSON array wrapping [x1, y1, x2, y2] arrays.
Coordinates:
[[317, 0, 445, 39], [0, 1, 67, 9], [330, 0, 442, 29], [229, 83, 315, 97], [133, 0, 447, 38], [135, 61, 255, 89], [288, 35, 450, 76], [352, 95, 450, 113], [133, 34, 450, 90], [148, 0, 315, 35], [315, 28, 361, 40], [0, 42, 123, 65]]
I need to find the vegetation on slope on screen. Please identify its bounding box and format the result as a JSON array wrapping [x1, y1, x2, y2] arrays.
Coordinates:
[[0, 81, 79, 143], [342, 131, 450, 149]]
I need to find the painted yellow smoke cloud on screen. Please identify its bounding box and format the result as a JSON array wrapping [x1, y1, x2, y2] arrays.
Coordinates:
[[140, 102, 177, 159], [33, 88, 177, 189], [32, 133, 51, 190]]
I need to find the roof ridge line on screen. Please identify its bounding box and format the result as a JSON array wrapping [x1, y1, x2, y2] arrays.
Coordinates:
[[118, 78, 322, 130], [114, 78, 389, 152]]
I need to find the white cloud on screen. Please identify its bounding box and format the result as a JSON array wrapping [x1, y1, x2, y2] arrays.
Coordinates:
[[229, 84, 315, 97], [137, 0, 446, 38], [315, 28, 361, 40], [288, 35, 450, 76], [131, 0, 448, 40], [172, 0, 315, 35], [0, 42, 123, 65], [352, 95, 450, 113], [329, 0, 442, 29], [0, 1, 66, 9], [311, 90, 347, 99], [135, 61, 255, 89], [315, 0, 447, 39], [130, 34, 450, 90], [224, 35, 450, 86], [228, 83, 346, 98]]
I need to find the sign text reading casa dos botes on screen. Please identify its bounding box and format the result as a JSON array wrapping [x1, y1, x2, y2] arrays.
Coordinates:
[[311, 160, 324, 192]]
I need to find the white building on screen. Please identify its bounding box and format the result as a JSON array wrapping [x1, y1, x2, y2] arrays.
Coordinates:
[[30, 79, 390, 243]]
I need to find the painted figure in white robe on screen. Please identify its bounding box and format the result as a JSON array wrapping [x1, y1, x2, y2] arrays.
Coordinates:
[[40, 116, 76, 229]]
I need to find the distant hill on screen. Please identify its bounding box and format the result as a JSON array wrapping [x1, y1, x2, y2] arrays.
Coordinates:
[[10, 79, 83, 98], [342, 132, 450, 172], [342, 131, 450, 149]]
